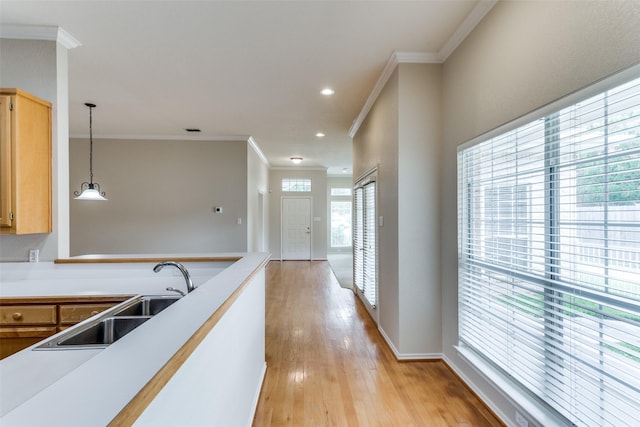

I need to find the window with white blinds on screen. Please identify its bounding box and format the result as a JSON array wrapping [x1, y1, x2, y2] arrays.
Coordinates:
[[458, 74, 640, 426], [353, 177, 377, 308]]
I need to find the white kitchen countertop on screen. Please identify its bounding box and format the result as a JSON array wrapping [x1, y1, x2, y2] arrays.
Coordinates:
[[0, 252, 270, 426]]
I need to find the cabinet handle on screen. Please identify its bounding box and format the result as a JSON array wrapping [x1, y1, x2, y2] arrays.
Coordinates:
[[12, 312, 23, 321], [90, 310, 99, 316]]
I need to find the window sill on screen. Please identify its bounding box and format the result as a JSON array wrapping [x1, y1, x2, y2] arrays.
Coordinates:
[[455, 345, 571, 427]]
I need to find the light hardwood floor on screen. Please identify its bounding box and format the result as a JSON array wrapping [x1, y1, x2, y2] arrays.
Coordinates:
[[253, 261, 504, 426]]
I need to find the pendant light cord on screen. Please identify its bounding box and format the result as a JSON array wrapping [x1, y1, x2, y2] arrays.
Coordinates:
[[87, 103, 95, 185]]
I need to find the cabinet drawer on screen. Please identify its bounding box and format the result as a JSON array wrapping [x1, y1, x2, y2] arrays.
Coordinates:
[[0, 305, 56, 326], [59, 303, 116, 325]]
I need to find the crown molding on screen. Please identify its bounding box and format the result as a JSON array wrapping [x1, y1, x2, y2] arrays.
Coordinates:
[[438, 0, 497, 61], [271, 166, 327, 172], [348, 0, 497, 138], [394, 51, 441, 64], [69, 132, 271, 166], [348, 50, 422, 138], [70, 133, 251, 142], [248, 136, 270, 167], [0, 24, 81, 49]]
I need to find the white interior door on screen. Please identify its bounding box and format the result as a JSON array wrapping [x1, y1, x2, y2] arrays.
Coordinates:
[[281, 197, 311, 260]]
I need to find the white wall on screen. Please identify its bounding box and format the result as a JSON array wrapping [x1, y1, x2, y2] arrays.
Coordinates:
[[0, 38, 70, 262], [247, 145, 269, 252], [69, 138, 249, 255], [397, 63, 441, 356], [134, 269, 266, 427], [353, 63, 442, 356], [268, 168, 327, 260], [354, 68, 399, 331], [440, 1, 640, 425]]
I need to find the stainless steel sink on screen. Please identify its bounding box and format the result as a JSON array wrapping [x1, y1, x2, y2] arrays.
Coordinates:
[[112, 295, 181, 316], [37, 316, 151, 349], [35, 294, 181, 350]]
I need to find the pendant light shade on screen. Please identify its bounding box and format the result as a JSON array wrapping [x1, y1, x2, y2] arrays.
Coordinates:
[[74, 103, 107, 201]]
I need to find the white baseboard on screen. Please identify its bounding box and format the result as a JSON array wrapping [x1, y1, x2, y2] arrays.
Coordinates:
[[377, 326, 443, 361]]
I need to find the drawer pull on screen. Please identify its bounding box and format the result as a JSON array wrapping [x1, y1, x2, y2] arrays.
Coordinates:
[[90, 310, 100, 316], [12, 312, 23, 321]]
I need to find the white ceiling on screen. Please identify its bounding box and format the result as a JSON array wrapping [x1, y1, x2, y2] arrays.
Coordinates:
[[1, 0, 489, 175]]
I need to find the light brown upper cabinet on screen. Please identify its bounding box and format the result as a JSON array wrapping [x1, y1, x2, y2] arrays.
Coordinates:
[[0, 89, 52, 234]]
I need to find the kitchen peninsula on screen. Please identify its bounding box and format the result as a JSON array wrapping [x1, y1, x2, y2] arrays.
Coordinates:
[[0, 252, 270, 427]]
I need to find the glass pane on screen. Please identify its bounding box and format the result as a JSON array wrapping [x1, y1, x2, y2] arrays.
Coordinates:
[[331, 188, 352, 196], [459, 75, 640, 426], [330, 201, 352, 248], [282, 178, 311, 192]]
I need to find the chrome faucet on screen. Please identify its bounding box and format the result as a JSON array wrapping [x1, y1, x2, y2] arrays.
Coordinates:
[[153, 261, 195, 296]]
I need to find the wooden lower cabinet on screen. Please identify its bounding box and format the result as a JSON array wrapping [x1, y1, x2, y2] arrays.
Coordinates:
[[0, 295, 131, 359], [0, 327, 58, 359]]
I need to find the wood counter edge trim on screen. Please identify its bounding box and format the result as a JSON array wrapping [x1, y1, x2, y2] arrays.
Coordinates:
[[108, 256, 270, 426], [54, 257, 241, 264]]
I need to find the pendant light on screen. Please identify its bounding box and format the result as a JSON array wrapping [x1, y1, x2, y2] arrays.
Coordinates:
[[74, 102, 107, 200]]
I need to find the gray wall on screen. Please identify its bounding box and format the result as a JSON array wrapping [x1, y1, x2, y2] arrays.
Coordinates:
[[0, 38, 70, 262], [268, 168, 327, 260], [440, 1, 640, 425], [70, 138, 250, 255], [353, 63, 442, 356]]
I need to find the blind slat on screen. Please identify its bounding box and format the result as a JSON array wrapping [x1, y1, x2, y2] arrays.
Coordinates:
[[458, 75, 640, 426]]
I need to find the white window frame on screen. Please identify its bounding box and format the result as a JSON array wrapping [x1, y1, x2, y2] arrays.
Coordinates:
[[281, 178, 311, 192], [353, 170, 377, 314], [457, 65, 640, 427]]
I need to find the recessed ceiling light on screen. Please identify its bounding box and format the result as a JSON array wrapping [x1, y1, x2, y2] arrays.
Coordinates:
[[316, 132, 325, 138], [290, 157, 303, 164], [321, 88, 335, 96]]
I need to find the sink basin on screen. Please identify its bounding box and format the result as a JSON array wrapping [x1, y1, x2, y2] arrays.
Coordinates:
[[112, 295, 181, 317], [34, 294, 182, 350], [36, 316, 151, 349]]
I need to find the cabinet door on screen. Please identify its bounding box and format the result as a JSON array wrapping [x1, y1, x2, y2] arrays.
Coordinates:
[[0, 89, 52, 234], [0, 95, 12, 228], [0, 327, 57, 359]]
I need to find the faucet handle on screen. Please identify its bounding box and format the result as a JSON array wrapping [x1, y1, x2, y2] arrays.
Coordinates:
[[166, 286, 186, 297]]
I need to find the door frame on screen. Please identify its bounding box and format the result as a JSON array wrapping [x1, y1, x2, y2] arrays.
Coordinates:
[[353, 169, 378, 322], [280, 196, 313, 260]]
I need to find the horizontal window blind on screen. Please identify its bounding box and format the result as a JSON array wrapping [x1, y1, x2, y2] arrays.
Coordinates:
[[353, 176, 377, 308], [363, 182, 377, 307], [354, 187, 364, 292], [458, 75, 640, 426]]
